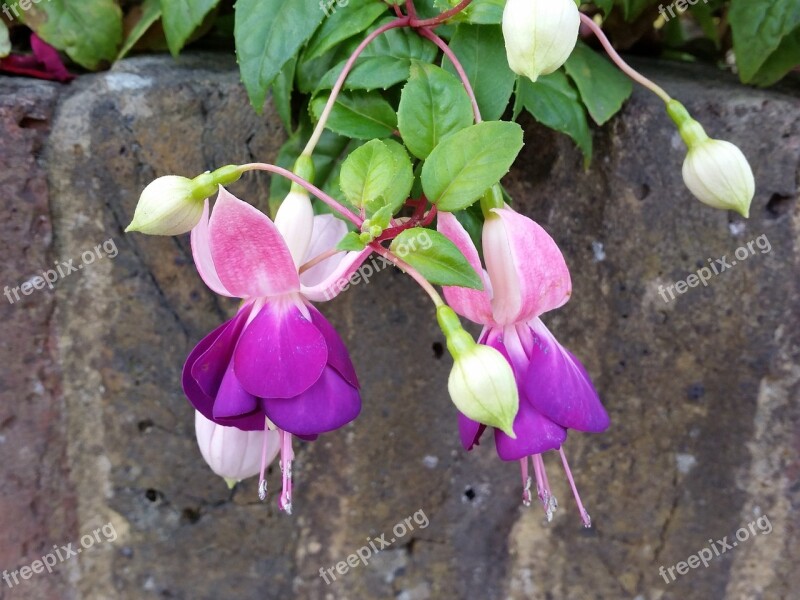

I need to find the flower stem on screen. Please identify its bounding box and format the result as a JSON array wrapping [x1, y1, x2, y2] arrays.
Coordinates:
[[302, 17, 410, 157], [369, 242, 444, 307], [410, 0, 473, 28], [579, 13, 672, 104], [239, 162, 363, 228], [418, 28, 482, 123]]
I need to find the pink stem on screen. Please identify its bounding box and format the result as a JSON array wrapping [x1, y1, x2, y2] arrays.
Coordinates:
[[239, 163, 363, 228], [369, 242, 444, 307], [299, 247, 344, 274], [418, 28, 482, 123], [559, 447, 592, 528], [410, 0, 473, 28], [303, 17, 410, 155], [579, 13, 671, 104]]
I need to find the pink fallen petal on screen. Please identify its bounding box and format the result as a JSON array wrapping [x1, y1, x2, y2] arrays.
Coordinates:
[[30, 34, 74, 82], [208, 187, 300, 298]]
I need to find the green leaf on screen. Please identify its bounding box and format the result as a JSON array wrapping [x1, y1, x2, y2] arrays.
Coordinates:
[[318, 26, 437, 91], [592, 0, 614, 16], [272, 55, 296, 131], [464, 0, 505, 24], [749, 26, 800, 86], [398, 62, 474, 159], [422, 121, 523, 212], [305, 0, 388, 60], [390, 229, 483, 289], [372, 139, 414, 215], [0, 21, 10, 58], [310, 90, 397, 139], [235, 0, 326, 111], [564, 41, 632, 125], [117, 0, 162, 60], [159, 0, 219, 56], [730, 0, 800, 83], [517, 72, 592, 164], [339, 140, 397, 209], [337, 232, 368, 251], [442, 25, 515, 121], [622, 0, 651, 21], [17, 0, 122, 70]]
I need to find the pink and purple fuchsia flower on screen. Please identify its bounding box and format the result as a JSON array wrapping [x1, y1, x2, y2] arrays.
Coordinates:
[[438, 207, 609, 526], [182, 187, 370, 512]]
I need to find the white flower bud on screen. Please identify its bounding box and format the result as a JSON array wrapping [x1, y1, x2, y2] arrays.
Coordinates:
[[194, 411, 280, 484], [126, 176, 204, 236], [502, 0, 580, 82], [437, 306, 518, 437], [274, 190, 315, 266], [683, 139, 755, 218]]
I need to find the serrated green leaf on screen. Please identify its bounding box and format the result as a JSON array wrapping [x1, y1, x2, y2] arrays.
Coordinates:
[[235, 0, 326, 111], [17, 0, 122, 70], [730, 0, 800, 83], [517, 72, 592, 164], [398, 62, 474, 159], [390, 229, 483, 289], [317, 25, 437, 91], [0, 21, 10, 58], [421, 121, 523, 212], [337, 232, 368, 251], [443, 24, 515, 121], [564, 41, 632, 125], [340, 139, 397, 209], [310, 90, 397, 139], [305, 0, 388, 60], [117, 0, 161, 60], [159, 0, 219, 56]]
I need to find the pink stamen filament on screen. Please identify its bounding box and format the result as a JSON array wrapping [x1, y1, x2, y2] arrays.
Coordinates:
[[299, 247, 344, 275], [559, 447, 592, 528], [279, 430, 295, 514], [257, 416, 271, 501], [520, 458, 532, 507], [579, 13, 672, 104]]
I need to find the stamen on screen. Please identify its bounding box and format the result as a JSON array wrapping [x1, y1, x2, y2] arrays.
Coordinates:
[[520, 458, 532, 507], [278, 430, 295, 515], [258, 417, 270, 502], [531, 454, 557, 522], [559, 447, 592, 528]]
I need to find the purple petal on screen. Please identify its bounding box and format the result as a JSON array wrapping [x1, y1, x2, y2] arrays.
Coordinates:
[[523, 319, 610, 433], [458, 413, 487, 451], [493, 396, 567, 461], [262, 367, 361, 436], [190, 303, 253, 399], [308, 305, 359, 388], [234, 299, 327, 398], [212, 361, 259, 419]]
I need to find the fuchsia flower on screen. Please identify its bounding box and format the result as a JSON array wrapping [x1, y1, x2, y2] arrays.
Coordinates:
[[182, 187, 370, 511], [438, 207, 609, 526]]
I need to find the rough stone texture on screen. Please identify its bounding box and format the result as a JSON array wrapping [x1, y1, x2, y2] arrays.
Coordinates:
[[0, 54, 797, 600]]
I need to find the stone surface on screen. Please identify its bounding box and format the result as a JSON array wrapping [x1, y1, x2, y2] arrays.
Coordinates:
[[0, 54, 798, 600]]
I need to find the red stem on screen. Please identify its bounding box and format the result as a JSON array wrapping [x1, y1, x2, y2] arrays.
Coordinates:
[[418, 28, 481, 123], [409, 0, 473, 28]]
